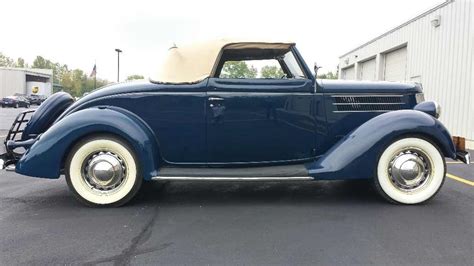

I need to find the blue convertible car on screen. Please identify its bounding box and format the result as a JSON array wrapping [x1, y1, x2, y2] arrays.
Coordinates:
[[0, 39, 470, 207]]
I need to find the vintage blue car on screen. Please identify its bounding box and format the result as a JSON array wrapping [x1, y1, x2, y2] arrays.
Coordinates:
[[0, 39, 470, 207]]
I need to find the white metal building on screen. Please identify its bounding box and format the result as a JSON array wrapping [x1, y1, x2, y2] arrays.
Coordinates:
[[338, 0, 474, 148], [0, 67, 53, 98]]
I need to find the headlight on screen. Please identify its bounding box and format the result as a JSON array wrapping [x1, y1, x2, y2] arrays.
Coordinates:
[[415, 93, 425, 104], [433, 101, 441, 118], [414, 101, 441, 119]]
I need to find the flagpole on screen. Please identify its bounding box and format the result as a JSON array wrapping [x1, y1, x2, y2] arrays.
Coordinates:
[[94, 60, 97, 90]]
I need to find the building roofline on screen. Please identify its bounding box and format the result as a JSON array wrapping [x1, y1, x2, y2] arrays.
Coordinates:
[[339, 0, 454, 58], [0, 67, 53, 77]]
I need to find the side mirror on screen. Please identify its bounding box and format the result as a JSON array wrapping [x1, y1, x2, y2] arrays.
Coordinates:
[[314, 62, 322, 79]]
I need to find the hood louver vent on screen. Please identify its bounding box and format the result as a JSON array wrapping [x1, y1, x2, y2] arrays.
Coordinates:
[[332, 95, 404, 112]]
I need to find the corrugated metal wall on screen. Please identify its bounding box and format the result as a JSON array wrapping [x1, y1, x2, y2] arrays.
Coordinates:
[[0, 69, 26, 98], [339, 0, 474, 142]]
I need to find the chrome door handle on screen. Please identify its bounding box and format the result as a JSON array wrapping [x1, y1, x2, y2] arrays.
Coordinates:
[[208, 97, 224, 101]]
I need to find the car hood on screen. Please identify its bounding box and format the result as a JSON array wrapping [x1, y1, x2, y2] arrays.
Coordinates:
[[318, 79, 422, 94]]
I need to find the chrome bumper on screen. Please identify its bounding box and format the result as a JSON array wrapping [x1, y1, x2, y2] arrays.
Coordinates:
[[0, 153, 15, 171], [456, 150, 470, 164], [0, 138, 37, 170]]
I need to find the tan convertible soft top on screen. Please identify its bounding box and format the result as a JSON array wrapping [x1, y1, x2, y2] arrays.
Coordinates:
[[151, 38, 294, 84]]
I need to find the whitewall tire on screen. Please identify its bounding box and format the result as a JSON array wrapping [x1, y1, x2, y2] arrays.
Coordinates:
[[374, 137, 446, 204], [65, 135, 142, 207]]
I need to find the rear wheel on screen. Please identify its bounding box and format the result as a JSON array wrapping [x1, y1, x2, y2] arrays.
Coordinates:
[[374, 137, 446, 204], [14, 103, 18, 108], [65, 135, 142, 207]]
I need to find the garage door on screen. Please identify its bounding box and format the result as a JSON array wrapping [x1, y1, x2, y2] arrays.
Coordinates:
[[341, 66, 355, 80], [359, 58, 376, 80], [384, 47, 407, 81]]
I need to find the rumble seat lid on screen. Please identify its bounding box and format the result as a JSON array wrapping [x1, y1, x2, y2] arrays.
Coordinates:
[[151, 38, 294, 84]]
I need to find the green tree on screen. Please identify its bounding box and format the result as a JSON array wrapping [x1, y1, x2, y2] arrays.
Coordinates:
[[54, 64, 70, 84], [317, 71, 338, 79], [32, 56, 61, 83], [220, 61, 257, 79], [261, 65, 285, 79], [32, 56, 53, 69], [126, 74, 145, 81], [16, 57, 27, 68], [71, 69, 86, 96], [0, 53, 15, 67]]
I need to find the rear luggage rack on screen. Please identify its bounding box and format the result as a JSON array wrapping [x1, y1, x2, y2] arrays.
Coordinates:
[[4, 109, 35, 160], [5, 110, 35, 143], [1, 109, 36, 170]]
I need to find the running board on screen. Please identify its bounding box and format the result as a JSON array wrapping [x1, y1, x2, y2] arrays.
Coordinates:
[[152, 164, 313, 181], [151, 176, 313, 181]]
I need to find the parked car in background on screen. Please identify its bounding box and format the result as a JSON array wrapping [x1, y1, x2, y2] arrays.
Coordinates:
[[28, 95, 47, 105], [1, 96, 30, 108], [0, 39, 470, 207]]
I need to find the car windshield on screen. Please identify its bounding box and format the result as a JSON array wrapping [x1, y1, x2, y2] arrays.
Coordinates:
[[282, 51, 305, 78]]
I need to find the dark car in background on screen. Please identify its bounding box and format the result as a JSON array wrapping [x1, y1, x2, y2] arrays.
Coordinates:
[[28, 95, 47, 105], [1, 96, 30, 108]]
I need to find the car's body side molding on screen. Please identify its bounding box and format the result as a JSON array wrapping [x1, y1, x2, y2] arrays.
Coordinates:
[[305, 110, 456, 180], [15, 107, 161, 180]]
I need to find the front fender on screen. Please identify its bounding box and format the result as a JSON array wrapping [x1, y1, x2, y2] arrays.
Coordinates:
[[16, 106, 160, 179], [307, 110, 456, 179]]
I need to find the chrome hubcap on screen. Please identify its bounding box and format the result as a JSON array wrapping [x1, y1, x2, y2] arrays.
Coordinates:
[[388, 149, 432, 191], [83, 151, 126, 191]]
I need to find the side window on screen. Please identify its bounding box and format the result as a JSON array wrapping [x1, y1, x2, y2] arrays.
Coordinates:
[[216, 49, 306, 80], [219, 59, 285, 79]]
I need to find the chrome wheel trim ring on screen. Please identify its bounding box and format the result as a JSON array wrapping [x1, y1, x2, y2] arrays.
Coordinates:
[[82, 151, 127, 193], [388, 148, 432, 192]]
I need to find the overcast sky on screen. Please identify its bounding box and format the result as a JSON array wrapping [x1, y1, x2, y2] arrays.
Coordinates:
[[0, 0, 444, 81]]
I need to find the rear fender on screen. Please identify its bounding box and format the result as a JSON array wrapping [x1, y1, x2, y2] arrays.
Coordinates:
[[16, 106, 160, 179], [307, 110, 456, 179]]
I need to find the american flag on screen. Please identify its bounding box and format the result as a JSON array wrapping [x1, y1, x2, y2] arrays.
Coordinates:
[[90, 64, 96, 77]]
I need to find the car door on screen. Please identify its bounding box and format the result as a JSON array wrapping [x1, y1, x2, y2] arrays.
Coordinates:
[[206, 78, 317, 164], [206, 46, 319, 165]]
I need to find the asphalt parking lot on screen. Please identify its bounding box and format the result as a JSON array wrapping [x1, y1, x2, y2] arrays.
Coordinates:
[[0, 108, 473, 265]]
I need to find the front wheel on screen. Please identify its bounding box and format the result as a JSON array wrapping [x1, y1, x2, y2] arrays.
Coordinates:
[[374, 137, 446, 204], [65, 135, 142, 207]]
